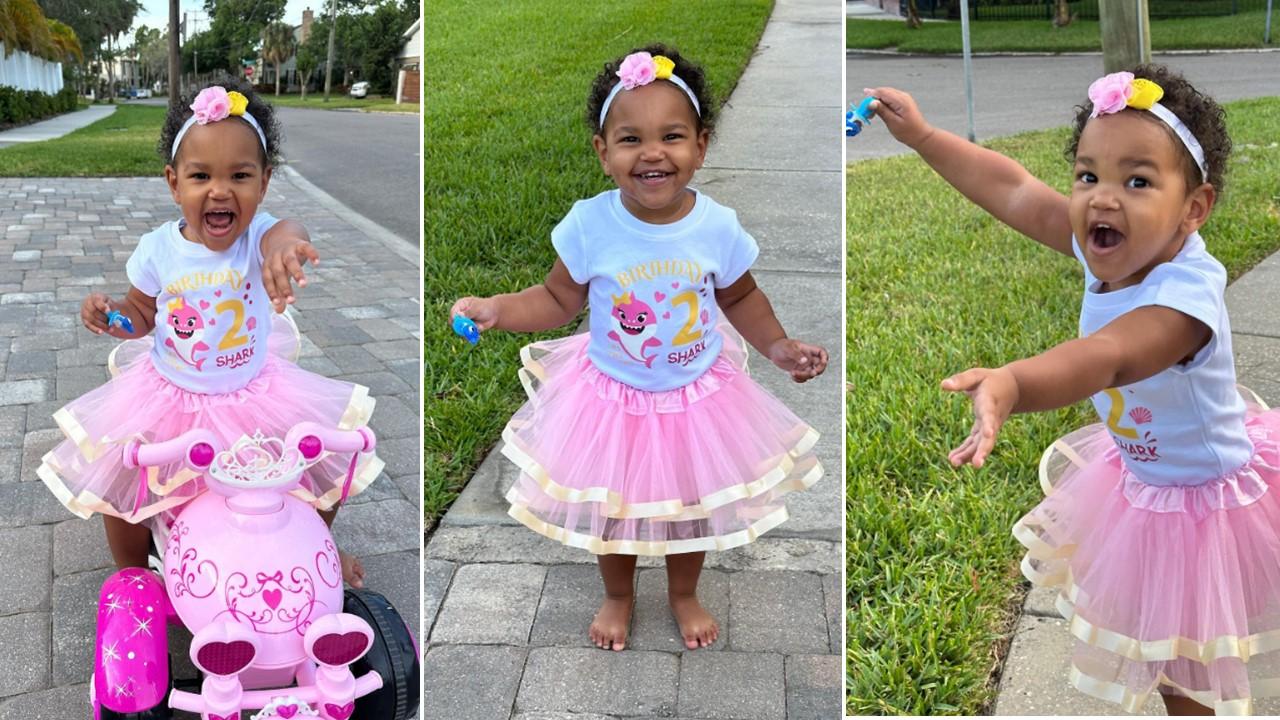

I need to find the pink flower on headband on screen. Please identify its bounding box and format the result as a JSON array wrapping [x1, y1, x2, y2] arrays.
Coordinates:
[[190, 86, 231, 124], [617, 52, 656, 90], [1088, 71, 1134, 118]]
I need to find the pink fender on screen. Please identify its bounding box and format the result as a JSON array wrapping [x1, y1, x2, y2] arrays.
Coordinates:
[[95, 569, 169, 713]]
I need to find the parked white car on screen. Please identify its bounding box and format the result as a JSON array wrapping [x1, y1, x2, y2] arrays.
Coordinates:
[[349, 81, 370, 99]]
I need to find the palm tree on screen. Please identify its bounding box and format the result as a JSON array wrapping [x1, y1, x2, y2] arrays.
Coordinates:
[[47, 20, 84, 64], [0, 0, 56, 59], [261, 21, 295, 96]]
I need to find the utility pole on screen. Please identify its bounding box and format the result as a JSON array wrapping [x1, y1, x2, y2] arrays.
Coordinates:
[[323, 0, 338, 102], [1100, 0, 1150, 72], [168, 0, 180, 104]]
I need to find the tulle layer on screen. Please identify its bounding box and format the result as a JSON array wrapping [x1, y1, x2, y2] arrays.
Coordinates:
[[1014, 392, 1280, 714], [503, 331, 822, 556], [39, 318, 382, 521]]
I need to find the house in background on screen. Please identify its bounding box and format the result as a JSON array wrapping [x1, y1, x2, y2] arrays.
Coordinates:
[[258, 7, 314, 92], [395, 17, 420, 104]]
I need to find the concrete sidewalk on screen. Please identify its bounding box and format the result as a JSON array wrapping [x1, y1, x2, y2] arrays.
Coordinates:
[[993, 253, 1280, 716], [422, 0, 844, 718], [0, 172, 421, 718], [0, 105, 116, 148]]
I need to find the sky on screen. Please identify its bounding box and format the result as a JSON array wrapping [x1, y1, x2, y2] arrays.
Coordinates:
[[134, 0, 318, 34]]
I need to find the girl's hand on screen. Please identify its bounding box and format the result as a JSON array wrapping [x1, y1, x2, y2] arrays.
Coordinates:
[[864, 86, 935, 150], [450, 296, 500, 332], [941, 366, 1019, 468], [767, 338, 828, 383], [81, 293, 113, 335], [262, 239, 320, 313]]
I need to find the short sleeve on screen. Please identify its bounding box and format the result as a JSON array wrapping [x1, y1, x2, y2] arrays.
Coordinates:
[[716, 218, 759, 288], [1134, 261, 1225, 371], [249, 211, 280, 263], [550, 204, 589, 284], [125, 229, 162, 296]]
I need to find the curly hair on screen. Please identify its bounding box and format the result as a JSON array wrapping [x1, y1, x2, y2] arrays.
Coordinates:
[[1066, 64, 1230, 194], [158, 80, 284, 166], [585, 44, 716, 136]]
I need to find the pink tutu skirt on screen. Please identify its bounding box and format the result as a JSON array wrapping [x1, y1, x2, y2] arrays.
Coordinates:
[[1015, 389, 1280, 714], [39, 313, 383, 521], [503, 330, 822, 556]]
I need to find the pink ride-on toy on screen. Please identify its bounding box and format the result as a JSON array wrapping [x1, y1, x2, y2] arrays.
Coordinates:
[[91, 423, 420, 720]]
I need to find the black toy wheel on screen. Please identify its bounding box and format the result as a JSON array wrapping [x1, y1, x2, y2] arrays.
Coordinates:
[[98, 694, 173, 720], [344, 588, 420, 720]]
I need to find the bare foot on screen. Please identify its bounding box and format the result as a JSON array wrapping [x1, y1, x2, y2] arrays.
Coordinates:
[[670, 593, 718, 649], [340, 550, 365, 589], [589, 594, 634, 651]]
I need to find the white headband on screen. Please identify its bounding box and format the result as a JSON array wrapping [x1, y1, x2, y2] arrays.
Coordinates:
[[1147, 102, 1208, 182], [171, 112, 268, 160], [1087, 72, 1208, 182], [598, 51, 701, 129]]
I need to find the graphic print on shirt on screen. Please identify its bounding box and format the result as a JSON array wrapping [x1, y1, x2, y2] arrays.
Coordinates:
[[161, 270, 260, 373], [163, 296, 210, 370], [610, 258, 717, 371], [608, 292, 661, 367], [1104, 387, 1160, 462]]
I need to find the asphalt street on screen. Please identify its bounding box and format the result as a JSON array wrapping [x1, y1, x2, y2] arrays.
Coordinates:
[[846, 52, 1280, 161], [275, 105, 420, 245]]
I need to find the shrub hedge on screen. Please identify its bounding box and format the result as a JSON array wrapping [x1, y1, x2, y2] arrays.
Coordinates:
[[0, 86, 79, 126]]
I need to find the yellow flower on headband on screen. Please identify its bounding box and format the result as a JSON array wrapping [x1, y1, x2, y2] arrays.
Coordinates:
[[1126, 79, 1164, 111], [653, 55, 675, 81], [227, 91, 249, 117]]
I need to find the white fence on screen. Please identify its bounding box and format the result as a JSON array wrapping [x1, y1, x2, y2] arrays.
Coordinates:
[[0, 43, 63, 94]]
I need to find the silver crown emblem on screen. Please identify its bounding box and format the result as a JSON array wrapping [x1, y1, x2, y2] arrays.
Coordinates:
[[207, 431, 308, 487]]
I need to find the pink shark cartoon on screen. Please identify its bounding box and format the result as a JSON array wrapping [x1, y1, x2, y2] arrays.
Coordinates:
[[164, 297, 210, 371], [607, 291, 661, 367]]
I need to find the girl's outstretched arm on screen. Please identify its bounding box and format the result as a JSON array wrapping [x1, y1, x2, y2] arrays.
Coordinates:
[[81, 286, 157, 338], [261, 219, 319, 313], [716, 272, 827, 383], [451, 259, 587, 334], [866, 86, 1074, 256], [943, 305, 1210, 467]]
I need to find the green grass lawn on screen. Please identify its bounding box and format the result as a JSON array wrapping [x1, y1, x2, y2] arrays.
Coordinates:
[[423, 0, 774, 526], [845, 97, 1280, 715], [0, 105, 167, 176], [263, 93, 417, 113], [847, 10, 1274, 51]]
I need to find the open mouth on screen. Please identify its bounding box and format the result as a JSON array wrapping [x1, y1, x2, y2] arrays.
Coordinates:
[[634, 170, 672, 186], [203, 209, 236, 237], [174, 327, 194, 339], [620, 321, 647, 335], [1088, 222, 1125, 254]]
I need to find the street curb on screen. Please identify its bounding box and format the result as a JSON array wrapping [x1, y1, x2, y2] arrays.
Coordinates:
[[847, 46, 1280, 58], [278, 164, 419, 263]]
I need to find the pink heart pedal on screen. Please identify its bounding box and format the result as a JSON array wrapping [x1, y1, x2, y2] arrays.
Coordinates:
[[196, 639, 255, 675], [312, 631, 370, 666]]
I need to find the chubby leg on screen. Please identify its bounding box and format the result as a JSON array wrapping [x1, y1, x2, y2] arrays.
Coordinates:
[[591, 554, 637, 651], [319, 506, 365, 588], [666, 551, 719, 649], [1161, 693, 1214, 716], [103, 514, 151, 569]]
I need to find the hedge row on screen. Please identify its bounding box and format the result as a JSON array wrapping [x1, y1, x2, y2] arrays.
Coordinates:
[[0, 86, 79, 126]]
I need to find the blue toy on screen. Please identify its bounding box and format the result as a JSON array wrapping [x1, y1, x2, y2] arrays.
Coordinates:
[[106, 309, 135, 334], [845, 96, 877, 137], [452, 315, 480, 345]]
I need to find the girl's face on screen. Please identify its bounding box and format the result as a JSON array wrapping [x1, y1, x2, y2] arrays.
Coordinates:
[[164, 118, 271, 252], [592, 82, 708, 224], [1069, 110, 1214, 290]]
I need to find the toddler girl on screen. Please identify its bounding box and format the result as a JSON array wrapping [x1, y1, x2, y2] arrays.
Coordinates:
[[39, 82, 382, 587], [451, 45, 828, 651], [870, 66, 1278, 714]]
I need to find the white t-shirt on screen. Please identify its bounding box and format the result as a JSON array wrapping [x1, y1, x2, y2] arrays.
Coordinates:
[[553, 189, 758, 392], [126, 213, 278, 394], [1074, 232, 1252, 486]]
